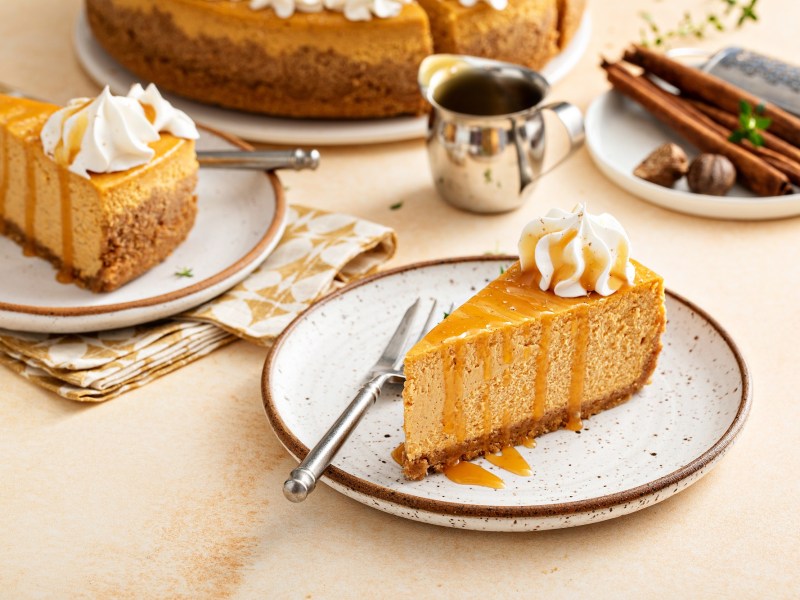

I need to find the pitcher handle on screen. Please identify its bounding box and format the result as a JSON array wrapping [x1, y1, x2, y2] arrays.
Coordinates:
[[534, 101, 585, 180]]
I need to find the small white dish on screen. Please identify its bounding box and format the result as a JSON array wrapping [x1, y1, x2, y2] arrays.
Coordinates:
[[263, 257, 751, 532], [585, 90, 800, 220], [0, 128, 287, 334], [73, 9, 591, 146]]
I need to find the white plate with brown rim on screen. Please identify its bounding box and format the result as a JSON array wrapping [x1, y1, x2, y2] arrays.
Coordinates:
[[73, 9, 591, 146], [263, 256, 751, 532], [586, 90, 800, 220], [0, 127, 287, 334]]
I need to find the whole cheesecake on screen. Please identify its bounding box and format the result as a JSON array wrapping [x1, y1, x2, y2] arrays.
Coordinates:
[[85, 0, 587, 119], [401, 206, 666, 480], [0, 87, 199, 292]]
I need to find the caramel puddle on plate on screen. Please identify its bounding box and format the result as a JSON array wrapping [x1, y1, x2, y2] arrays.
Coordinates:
[[444, 461, 505, 489], [392, 443, 533, 489], [484, 446, 532, 476]]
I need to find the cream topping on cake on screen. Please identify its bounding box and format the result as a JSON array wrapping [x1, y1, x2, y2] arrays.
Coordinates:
[[518, 204, 635, 298], [244, 0, 409, 20], [127, 83, 199, 139], [41, 86, 158, 179], [457, 0, 508, 11], [42, 85, 198, 179]]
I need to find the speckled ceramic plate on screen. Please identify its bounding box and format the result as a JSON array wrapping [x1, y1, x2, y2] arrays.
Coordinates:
[[586, 90, 800, 220], [73, 9, 591, 145], [0, 128, 287, 333], [263, 257, 751, 531]]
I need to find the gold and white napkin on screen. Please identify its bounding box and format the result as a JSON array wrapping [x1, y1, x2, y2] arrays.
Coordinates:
[[0, 205, 396, 401]]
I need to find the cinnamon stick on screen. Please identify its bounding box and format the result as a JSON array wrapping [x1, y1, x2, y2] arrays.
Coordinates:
[[643, 84, 800, 186], [687, 99, 800, 166], [623, 45, 800, 148], [601, 60, 793, 197]]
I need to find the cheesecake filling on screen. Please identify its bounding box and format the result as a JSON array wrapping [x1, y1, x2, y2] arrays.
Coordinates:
[[518, 203, 635, 298]]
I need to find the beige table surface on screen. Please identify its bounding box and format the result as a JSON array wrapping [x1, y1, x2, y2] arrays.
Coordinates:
[[1, 0, 799, 598]]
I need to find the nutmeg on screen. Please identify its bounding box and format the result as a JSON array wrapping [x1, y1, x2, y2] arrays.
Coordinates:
[[687, 154, 737, 196], [633, 143, 689, 187]]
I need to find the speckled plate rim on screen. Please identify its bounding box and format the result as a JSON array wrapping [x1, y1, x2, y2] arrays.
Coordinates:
[[262, 256, 751, 521], [0, 126, 287, 318]]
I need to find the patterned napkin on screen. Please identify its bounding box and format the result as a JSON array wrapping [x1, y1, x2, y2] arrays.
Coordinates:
[[0, 205, 396, 401]]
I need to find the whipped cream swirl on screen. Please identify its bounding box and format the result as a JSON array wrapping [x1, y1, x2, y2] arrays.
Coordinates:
[[127, 83, 198, 139], [245, 0, 408, 20], [458, 0, 508, 11], [518, 204, 635, 298], [41, 85, 197, 179], [41, 86, 159, 179]]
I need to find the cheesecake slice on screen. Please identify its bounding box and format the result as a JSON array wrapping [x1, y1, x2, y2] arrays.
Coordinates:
[[401, 207, 666, 480], [0, 90, 198, 292], [419, 0, 559, 71]]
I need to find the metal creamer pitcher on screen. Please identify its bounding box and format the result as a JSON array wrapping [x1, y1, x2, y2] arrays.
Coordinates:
[[419, 55, 585, 213]]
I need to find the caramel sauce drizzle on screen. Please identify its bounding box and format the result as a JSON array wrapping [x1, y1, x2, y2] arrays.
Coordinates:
[[533, 317, 552, 420], [442, 345, 467, 442], [485, 446, 532, 477], [53, 107, 89, 169], [501, 407, 511, 446], [56, 168, 73, 284], [142, 103, 156, 125], [391, 443, 405, 466], [443, 461, 504, 489], [522, 437, 536, 449], [481, 391, 492, 439], [567, 310, 590, 431], [502, 328, 513, 364], [479, 338, 493, 381], [442, 346, 457, 436], [23, 145, 36, 256]]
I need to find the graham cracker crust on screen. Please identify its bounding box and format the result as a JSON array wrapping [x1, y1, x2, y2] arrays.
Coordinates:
[[402, 339, 663, 480]]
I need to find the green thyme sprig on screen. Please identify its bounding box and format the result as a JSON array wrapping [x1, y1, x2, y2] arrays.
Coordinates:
[[729, 100, 772, 147], [174, 267, 194, 278], [639, 0, 759, 48]]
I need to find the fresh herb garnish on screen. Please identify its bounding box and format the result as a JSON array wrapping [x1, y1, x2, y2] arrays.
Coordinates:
[[499, 265, 506, 275], [389, 201, 403, 210], [728, 100, 772, 147], [442, 311, 450, 320], [483, 168, 492, 184], [639, 0, 759, 48], [175, 267, 194, 278]]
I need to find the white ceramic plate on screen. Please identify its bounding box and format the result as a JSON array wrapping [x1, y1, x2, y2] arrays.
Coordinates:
[[0, 128, 287, 334], [586, 90, 800, 220], [264, 256, 751, 532], [73, 9, 591, 146]]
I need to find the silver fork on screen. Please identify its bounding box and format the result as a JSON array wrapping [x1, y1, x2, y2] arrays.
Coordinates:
[[283, 298, 439, 503]]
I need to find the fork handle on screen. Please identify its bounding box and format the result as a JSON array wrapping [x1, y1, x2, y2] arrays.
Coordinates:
[[283, 375, 388, 502]]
